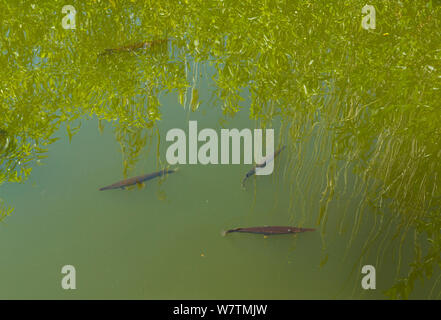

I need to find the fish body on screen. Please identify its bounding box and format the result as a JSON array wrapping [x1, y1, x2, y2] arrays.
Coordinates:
[[100, 39, 168, 56], [225, 226, 315, 235], [99, 168, 175, 191], [242, 145, 286, 188]]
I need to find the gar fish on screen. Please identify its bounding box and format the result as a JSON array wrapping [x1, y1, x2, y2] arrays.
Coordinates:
[[241, 145, 286, 188], [224, 226, 315, 235], [99, 168, 176, 191], [99, 38, 169, 56]]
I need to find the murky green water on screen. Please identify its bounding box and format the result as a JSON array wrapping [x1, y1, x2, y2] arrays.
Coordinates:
[[1, 1, 440, 299], [0, 85, 388, 299]]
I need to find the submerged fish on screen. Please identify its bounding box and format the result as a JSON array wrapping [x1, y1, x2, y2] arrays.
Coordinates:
[[99, 168, 176, 191], [225, 226, 315, 235], [99, 39, 168, 56], [241, 145, 286, 188]]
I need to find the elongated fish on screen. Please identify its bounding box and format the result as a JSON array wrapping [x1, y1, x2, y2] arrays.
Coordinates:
[[99, 168, 176, 191], [225, 226, 315, 235], [241, 145, 286, 188], [99, 39, 168, 56]]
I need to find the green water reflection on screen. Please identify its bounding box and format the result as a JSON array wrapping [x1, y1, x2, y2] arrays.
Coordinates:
[[1, 0, 441, 299]]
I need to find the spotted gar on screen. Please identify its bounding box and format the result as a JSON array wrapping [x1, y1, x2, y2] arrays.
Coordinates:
[[99, 39, 168, 56], [225, 226, 315, 235], [241, 145, 286, 188], [99, 168, 176, 191]]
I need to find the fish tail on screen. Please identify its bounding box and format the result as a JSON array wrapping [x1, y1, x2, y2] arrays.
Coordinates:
[[225, 228, 241, 234], [300, 228, 316, 232], [99, 186, 114, 191]]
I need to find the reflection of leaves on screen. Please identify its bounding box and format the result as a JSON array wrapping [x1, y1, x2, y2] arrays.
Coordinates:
[[0, 0, 440, 299], [99, 38, 169, 56], [0, 129, 11, 154], [66, 122, 81, 143], [157, 190, 167, 201], [115, 124, 150, 178], [0, 198, 14, 222], [178, 88, 186, 107], [320, 254, 329, 268], [98, 119, 105, 134], [190, 87, 200, 112]]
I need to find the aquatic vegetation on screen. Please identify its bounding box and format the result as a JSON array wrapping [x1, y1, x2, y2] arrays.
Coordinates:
[[0, 0, 440, 298], [0, 198, 13, 222], [99, 38, 169, 56]]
